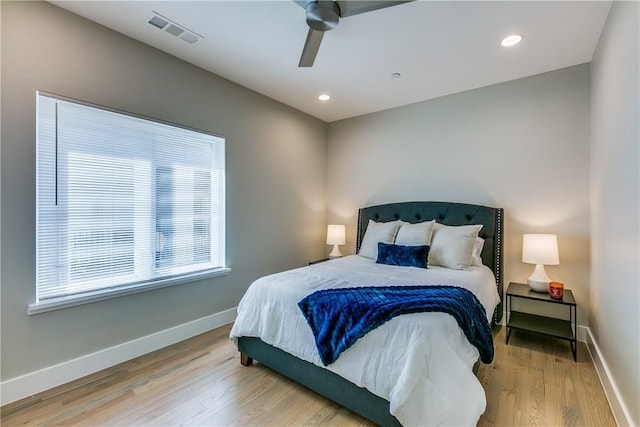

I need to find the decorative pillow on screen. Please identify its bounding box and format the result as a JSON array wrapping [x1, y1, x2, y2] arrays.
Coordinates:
[[428, 223, 483, 270], [395, 220, 435, 246], [376, 242, 429, 269], [358, 220, 402, 260], [471, 237, 485, 266]]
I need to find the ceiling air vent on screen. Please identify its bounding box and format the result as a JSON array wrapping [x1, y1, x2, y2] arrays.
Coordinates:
[[179, 32, 200, 44], [147, 12, 203, 45], [163, 23, 184, 37], [148, 15, 169, 30]]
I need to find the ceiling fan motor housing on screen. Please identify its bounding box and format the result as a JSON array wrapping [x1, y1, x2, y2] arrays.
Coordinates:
[[305, 1, 340, 31]]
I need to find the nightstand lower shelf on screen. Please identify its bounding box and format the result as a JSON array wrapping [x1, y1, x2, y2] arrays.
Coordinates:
[[506, 311, 577, 361], [507, 311, 574, 340]]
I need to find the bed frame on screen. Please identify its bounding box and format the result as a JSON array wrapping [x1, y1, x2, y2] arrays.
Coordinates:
[[238, 201, 504, 426]]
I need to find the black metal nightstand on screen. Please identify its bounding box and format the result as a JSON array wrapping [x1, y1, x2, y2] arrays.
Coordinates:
[[506, 282, 577, 361]]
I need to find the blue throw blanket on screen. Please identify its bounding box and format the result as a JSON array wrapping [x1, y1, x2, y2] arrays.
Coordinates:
[[298, 285, 494, 366]]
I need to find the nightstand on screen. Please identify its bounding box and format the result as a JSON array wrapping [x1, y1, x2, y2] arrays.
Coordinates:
[[506, 282, 577, 361], [308, 257, 330, 265]]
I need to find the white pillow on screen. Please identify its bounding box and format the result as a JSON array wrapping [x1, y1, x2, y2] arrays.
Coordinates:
[[358, 220, 402, 260], [471, 237, 485, 266], [428, 223, 483, 270], [395, 220, 436, 246]]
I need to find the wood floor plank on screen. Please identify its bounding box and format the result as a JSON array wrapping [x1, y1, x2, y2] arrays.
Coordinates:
[[1, 323, 616, 426]]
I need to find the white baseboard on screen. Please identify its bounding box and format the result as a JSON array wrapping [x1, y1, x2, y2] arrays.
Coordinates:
[[0, 307, 237, 406], [576, 324, 588, 343], [585, 328, 635, 427]]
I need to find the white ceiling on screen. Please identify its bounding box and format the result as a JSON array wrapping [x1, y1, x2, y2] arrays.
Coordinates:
[[50, 1, 612, 122]]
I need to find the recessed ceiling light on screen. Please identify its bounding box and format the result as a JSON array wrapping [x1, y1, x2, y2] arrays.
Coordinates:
[[318, 94, 330, 101], [391, 73, 401, 78], [501, 34, 522, 47]]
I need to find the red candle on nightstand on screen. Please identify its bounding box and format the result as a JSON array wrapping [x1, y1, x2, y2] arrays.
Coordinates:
[[549, 281, 564, 299]]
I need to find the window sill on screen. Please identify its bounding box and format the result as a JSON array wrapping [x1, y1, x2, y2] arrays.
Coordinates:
[[28, 267, 231, 315]]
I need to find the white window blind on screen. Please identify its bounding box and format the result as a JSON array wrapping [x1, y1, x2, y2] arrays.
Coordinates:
[[34, 93, 226, 311]]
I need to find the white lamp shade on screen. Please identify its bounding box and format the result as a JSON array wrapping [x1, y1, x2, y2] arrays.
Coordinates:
[[522, 234, 559, 265], [326, 224, 346, 245]]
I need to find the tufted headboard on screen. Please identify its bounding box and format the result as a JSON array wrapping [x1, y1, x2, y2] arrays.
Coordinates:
[[356, 201, 504, 324]]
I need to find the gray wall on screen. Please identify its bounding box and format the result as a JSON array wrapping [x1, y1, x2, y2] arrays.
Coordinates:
[[590, 1, 639, 424], [0, 1, 327, 380], [327, 64, 591, 323]]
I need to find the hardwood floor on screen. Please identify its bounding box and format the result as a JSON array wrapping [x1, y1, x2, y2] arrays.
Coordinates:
[[477, 328, 615, 427], [1, 324, 616, 426]]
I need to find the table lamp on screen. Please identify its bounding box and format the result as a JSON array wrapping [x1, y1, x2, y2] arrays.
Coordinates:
[[522, 233, 559, 292], [326, 224, 346, 258]]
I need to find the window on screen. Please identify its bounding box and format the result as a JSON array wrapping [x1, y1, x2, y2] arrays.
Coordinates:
[[32, 92, 227, 314]]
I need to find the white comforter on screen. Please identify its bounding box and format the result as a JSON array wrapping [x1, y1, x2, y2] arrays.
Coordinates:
[[230, 255, 500, 426]]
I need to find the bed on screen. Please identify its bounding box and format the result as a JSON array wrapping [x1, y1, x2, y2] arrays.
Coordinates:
[[230, 201, 503, 426]]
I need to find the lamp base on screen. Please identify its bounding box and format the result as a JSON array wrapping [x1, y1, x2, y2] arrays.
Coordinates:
[[527, 279, 550, 292], [329, 245, 342, 258], [527, 264, 551, 292]]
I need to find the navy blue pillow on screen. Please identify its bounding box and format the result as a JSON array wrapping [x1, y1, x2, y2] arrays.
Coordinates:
[[376, 242, 429, 269]]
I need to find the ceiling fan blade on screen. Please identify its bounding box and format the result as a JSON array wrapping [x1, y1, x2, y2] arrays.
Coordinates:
[[336, 0, 413, 17], [298, 28, 324, 67], [293, 0, 308, 10]]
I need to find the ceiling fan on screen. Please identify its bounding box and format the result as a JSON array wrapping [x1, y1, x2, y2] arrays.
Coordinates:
[[294, 0, 413, 67]]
